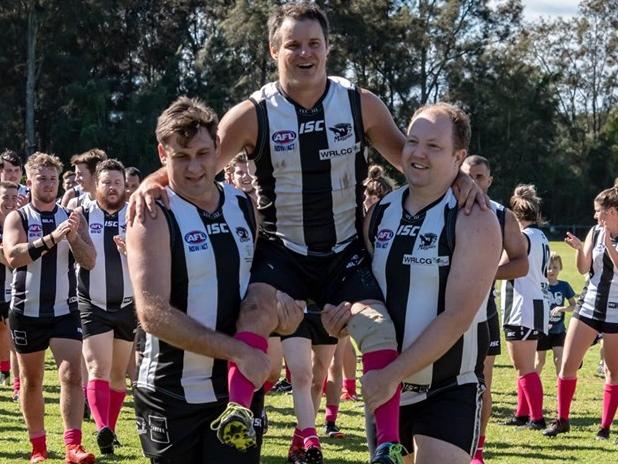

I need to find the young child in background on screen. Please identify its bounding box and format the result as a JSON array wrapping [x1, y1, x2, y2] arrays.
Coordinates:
[[536, 252, 577, 376]]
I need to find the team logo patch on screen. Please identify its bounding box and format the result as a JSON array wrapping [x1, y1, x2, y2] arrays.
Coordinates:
[[28, 224, 42, 236], [184, 230, 208, 252], [148, 415, 170, 444], [329, 123, 353, 142], [318, 142, 360, 160], [90, 223, 103, 233], [272, 130, 296, 152], [375, 229, 394, 248], [236, 226, 251, 242], [418, 233, 438, 250]]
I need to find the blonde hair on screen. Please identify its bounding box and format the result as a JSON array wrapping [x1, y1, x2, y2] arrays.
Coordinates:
[[549, 251, 563, 270], [595, 186, 618, 210], [510, 184, 542, 223], [25, 152, 63, 178]]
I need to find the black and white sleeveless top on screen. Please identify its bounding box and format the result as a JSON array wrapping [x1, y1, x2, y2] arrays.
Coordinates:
[[137, 183, 256, 404], [369, 187, 488, 405], [0, 225, 12, 305], [576, 226, 618, 323], [483, 200, 507, 322], [249, 76, 367, 256], [501, 225, 550, 333], [11, 204, 77, 318], [78, 201, 132, 312]]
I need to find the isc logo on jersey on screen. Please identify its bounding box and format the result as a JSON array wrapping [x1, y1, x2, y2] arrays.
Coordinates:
[[90, 223, 103, 234], [396, 224, 420, 237], [105, 220, 118, 227], [185, 230, 208, 252], [272, 130, 297, 152], [375, 229, 394, 249]]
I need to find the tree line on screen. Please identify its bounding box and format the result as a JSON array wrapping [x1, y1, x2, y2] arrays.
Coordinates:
[[1, 0, 617, 225]]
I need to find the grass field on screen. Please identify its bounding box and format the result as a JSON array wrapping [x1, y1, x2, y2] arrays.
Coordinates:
[[1, 242, 617, 463]]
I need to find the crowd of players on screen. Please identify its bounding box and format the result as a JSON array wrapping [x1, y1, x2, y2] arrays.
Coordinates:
[[1, 3, 618, 464]]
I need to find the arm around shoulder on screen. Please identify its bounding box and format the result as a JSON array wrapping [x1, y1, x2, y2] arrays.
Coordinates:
[[496, 208, 528, 280], [217, 99, 258, 172]]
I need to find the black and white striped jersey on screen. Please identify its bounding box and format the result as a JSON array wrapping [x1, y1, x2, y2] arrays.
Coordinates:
[[249, 76, 367, 256], [501, 225, 550, 333], [576, 226, 618, 323], [137, 184, 256, 404], [0, 226, 11, 304], [11, 204, 77, 318], [484, 200, 507, 322], [369, 187, 489, 406], [77, 201, 132, 312], [75, 192, 95, 208]]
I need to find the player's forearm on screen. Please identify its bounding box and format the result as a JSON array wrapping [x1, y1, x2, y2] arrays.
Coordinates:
[[137, 291, 249, 362], [5, 236, 54, 268], [145, 168, 169, 188], [496, 256, 528, 280], [68, 235, 96, 270], [575, 248, 590, 274]]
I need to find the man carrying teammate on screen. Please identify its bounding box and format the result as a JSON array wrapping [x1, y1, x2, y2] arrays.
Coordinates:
[[78, 159, 135, 455], [359, 103, 501, 464], [462, 155, 528, 464], [127, 96, 281, 463], [4, 152, 97, 464]]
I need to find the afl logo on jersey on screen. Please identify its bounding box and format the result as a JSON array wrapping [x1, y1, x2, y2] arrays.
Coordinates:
[[184, 230, 208, 252], [272, 130, 297, 152], [28, 224, 42, 237], [376, 229, 394, 248], [90, 223, 103, 234], [236, 226, 251, 243]]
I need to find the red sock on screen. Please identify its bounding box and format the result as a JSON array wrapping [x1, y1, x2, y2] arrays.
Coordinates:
[[30, 433, 46, 454], [322, 378, 327, 395], [291, 427, 303, 450], [363, 350, 400, 445], [63, 428, 82, 447], [109, 388, 126, 432], [12, 376, 20, 394], [0, 360, 9, 372], [557, 376, 577, 421], [263, 381, 275, 395], [228, 332, 268, 408], [515, 376, 530, 417], [325, 404, 339, 423], [474, 435, 485, 459], [520, 372, 544, 421], [301, 427, 320, 449], [343, 378, 356, 396], [87, 379, 110, 430], [601, 383, 618, 429], [285, 365, 292, 382]]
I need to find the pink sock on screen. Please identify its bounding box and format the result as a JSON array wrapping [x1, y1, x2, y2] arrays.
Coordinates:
[[343, 378, 356, 395], [322, 378, 327, 395], [520, 372, 544, 421], [363, 350, 400, 444], [263, 381, 275, 395], [109, 388, 126, 432], [63, 428, 82, 446], [291, 427, 303, 449], [228, 332, 268, 408], [301, 427, 320, 449], [12, 376, 19, 393], [474, 435, 485, 459], [30, 432, 46, 454], [557, 376, 577, 421], [0, 360, 9, 372], [325, 404, 339, 423], [601, 383, 618, 429], [87, 379, 111, 430], [515, 377, 529, 417]]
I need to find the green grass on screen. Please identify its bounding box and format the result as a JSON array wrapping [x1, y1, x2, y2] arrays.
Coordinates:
[[1, 241, 616, 463]]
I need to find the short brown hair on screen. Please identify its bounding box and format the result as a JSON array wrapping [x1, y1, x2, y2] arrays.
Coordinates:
[[363, 165, 394, 199], [463, 155, 490, 171], [156, 96, 218, 148], [95, 159, 126, 181], [549, 252, 563, 270], [268, 2, 329, 50], [595, 186, 618, 210], [0, 149, 23, 170], [510, 184, 542, 223], [62, 170, 76, 180], [411, 102, 471, 151], [0, 181, 19, 190], [25, 152, 63, 178], [225, 152, 249, 177], [70, 148, 108, 175]]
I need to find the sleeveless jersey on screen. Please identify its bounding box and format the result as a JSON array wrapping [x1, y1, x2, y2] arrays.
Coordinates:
[[75, 192, 94, 208], [137, 183, 256, 404], [369, 187, 488, 406], [11, 204, 77, 318], [0, 225, 12, 304], [501, 225, 550, 333], [78, 201, 132, 311], [483, 200, 507, 322], [576, 226, 618, 323], [249, 76, 367, 256]]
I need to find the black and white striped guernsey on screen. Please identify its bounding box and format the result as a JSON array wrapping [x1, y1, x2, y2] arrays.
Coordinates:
[[137, 184, 256, 404], [11, 204, 77, 318], [249, 76, 367, 256], [78, 201, 132, 312], [501, 225, 550, 333], [484, 200, 507, 322], [576, 226, 618, 323], [369, 187, 489, 406], [0, 226, 12, 304]]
